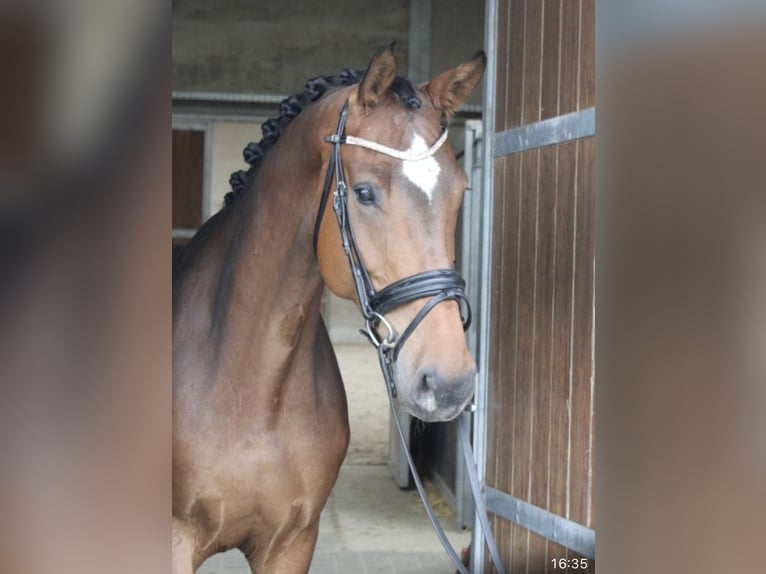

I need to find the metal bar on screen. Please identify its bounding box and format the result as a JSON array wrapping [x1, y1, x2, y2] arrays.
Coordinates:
[[173, 90, 483, 115], [452, 119, 484, 531], [485, 487, 596, 559], [172, 91, 287, 104], [494, 107, 595, 157], [172, 228, 197, 239], [172, 112, 265, 124], [171, 117, 209, 131], [407, 0, 432, 83], [456, 120, 473, 531], [472, 0, 499, 571], [461, 120, 483, 361], [387, 405, 411, 489], [201, 120, 213, 221]]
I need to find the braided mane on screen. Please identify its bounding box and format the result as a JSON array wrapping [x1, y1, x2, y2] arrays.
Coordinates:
[[224, 69, 422, 205]]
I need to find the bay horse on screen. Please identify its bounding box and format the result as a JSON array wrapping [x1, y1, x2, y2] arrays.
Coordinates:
[[173, 42, 485, 573]]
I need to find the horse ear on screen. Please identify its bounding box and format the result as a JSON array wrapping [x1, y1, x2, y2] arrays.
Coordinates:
[[357, 41, 397, 110], [422, 51, 486, 119]]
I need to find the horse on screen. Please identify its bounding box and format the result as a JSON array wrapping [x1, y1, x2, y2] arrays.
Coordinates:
[[172, 42, 485, 574]]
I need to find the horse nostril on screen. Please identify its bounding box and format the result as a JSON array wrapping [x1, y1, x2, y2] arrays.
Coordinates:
[[419, 372, 436, 393], [414, 371, 438, 412], [410, 367, 476, 418]]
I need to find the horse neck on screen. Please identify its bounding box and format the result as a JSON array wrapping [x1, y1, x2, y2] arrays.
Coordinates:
[[193, 111, 330, 393]]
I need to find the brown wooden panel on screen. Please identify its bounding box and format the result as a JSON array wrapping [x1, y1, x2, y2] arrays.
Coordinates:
[[509, 3, 544, 568], [589, 365, 596, 532], [522, 0, 543, 124], [497, 155, 518, 567], [504, 0, 526, 130], [492, 152, 522, 570], [520, 3, 547, 567], [541, 0, 562, 121], [559, 0, 581, 114], [486, 157, 506, 514], [569, 136, 595, 529], [172, 129, 204, 229], [489, 156, 504, 573], [486, 158, 505, 572], [487, 1, 594, 570], [548, 139, 577, 565], [487, 140, 585, 563], [528, 143, 558, 570], [508, 145, 539, 571], [579, 0, 596, 109], [494, 0, 510, 133]]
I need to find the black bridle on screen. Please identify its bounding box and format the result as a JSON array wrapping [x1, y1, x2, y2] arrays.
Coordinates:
[[313, 100, 471, 397], [312, 98, 506, 574]]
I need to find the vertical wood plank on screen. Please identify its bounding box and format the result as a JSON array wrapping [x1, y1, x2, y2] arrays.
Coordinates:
[[487, 158, 509, 488], [487, 156, 507, 571], [528, 143, 558, 572], [559, 0, 580, 115], [492, 2, 517, 556], [540, 0, 562, 122], [548, 139, 576, 563], [486, 161, 505, 487], [523, 0, 548, 569], [522, 0, 543, 125], [505, 0, 526, 130], [569, 136, 595, 529], [495, 0, 510, 133], [511, 148, 540, 571], [589, 366, 596, 532], [502, 151, 523, 570], [580, 0, 596, 536], [579, 0, 595, 109], [490, 151, 522, 570], [541, 4, 565, 568]]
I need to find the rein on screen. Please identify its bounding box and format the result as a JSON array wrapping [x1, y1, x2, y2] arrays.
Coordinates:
[[314, 99, 505, 574]]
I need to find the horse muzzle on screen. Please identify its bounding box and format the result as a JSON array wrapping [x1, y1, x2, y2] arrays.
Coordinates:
[[395, 361, 477, 422]]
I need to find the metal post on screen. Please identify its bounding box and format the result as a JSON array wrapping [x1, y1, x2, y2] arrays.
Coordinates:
[[407, 0, 432, 83], [472, 0, 498, 571], [457, 119, 483, 530]]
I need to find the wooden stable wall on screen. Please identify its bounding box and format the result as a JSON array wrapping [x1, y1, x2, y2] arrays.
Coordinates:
[[484, 0, 595, 571], [172, 128, 205, 246]]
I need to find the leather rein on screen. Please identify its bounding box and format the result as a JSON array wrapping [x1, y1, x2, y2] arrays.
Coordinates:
[[313, 99, 505, 574]]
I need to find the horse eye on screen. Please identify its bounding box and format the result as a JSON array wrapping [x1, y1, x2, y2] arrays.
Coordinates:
[[353, 185, 377, 206]]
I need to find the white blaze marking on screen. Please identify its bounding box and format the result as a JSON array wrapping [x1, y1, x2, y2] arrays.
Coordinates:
[[402, 134, 441, 201]]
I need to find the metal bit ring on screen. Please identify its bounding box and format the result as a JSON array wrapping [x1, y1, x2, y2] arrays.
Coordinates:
[[365, 312, 396, 350]]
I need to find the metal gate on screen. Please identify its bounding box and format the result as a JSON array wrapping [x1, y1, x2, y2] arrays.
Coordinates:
[[472, 1, 596, 571]]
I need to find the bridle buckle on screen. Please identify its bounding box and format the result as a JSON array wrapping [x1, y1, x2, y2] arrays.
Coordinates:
[[324, 134, 346, 144], [364, 312, 396, 350]]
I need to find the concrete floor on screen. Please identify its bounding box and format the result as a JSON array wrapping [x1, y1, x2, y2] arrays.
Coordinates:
[[197, 340, 471, 573]]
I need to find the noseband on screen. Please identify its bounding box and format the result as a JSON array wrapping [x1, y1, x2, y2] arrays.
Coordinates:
[[312, 100, 472, 397]]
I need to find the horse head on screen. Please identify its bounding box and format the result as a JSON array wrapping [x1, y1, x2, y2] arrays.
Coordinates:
[[315, 43, 485, 422]]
